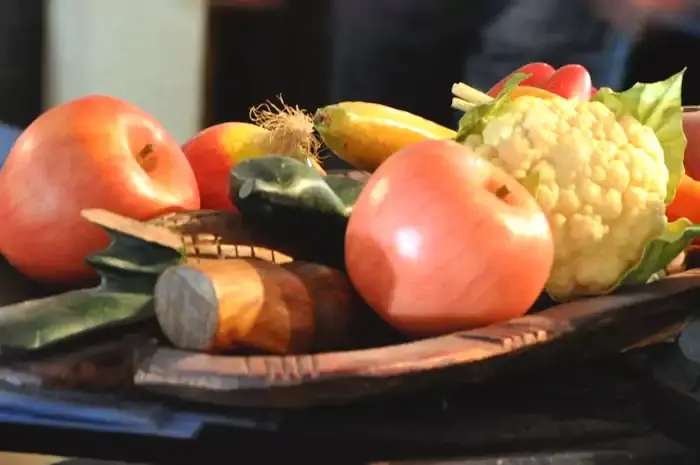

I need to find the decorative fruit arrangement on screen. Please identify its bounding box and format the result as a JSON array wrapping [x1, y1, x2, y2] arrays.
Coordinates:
[[2, 62, 700, 356]]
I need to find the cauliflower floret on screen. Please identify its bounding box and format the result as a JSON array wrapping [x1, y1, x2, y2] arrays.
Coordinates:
[[463, 96, 668, 299]]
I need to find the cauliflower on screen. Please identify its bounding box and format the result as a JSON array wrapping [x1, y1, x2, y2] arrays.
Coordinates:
[[462, 96, 668, 298], [453, 70, 692, 300]]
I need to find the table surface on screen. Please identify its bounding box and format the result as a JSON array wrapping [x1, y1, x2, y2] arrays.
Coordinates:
[[0, 357, 693, 464]]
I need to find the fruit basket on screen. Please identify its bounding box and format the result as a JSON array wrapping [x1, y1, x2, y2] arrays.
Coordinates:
[[0, 65, 699, 418]]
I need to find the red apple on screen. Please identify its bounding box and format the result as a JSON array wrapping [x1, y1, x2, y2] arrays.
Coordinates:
[[345, 140, 554, 337], [183, 120, 326, 212], [182, 122, 269, 211], [0, 95, 200, 285]]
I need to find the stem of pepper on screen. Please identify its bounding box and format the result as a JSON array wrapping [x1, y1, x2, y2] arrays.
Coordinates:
[[451, 98, 476, 112], [451, 83, 494, 105], [451, 83, 496, 112]]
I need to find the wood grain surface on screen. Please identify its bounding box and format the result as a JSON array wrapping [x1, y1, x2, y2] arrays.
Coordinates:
[[0, 335, 154, 392], [154, 259, 355, 354], [148, 209, 293, 263]]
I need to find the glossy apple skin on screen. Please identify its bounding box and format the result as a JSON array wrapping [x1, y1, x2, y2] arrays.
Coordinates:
[[684, 109, 700, 180], [345, 140, 554, 337], [0, 95, 200, 284], [182, 122, 268, 211]]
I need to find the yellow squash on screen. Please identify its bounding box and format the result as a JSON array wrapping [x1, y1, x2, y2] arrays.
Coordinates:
[[314, 102, 456, 171], [510, 85, 559, 101]]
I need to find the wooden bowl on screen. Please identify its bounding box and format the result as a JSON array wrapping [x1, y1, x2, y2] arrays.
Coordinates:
[[131, 211, 700, 408]]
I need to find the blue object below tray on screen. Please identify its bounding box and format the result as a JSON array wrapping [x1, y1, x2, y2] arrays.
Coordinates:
[[0, 387, 281, 439], [0, 124, 20, 167]]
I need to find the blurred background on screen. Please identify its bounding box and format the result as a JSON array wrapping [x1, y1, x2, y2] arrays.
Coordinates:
[[1, 0, 699, 145]]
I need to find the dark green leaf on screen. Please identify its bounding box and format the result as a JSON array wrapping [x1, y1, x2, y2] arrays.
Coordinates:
[[230, 156, 367, 269], [621, 219, 700, 287], [0, 214, 183, 352], [86, 229, 184, 294], [0, 290, 153, 349]]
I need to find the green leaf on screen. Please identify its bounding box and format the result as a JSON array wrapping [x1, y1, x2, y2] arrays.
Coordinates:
[[455, 73, 530, 142], [86, 227, 184, 295], [592, 69, 687, 203], [323, 174, 367, 217], [0, 216, 184, 352], [230, 156, 367, 270], [0, 290, 153, 350], [620, 218, 700, 287], [232, 156, 347, 215]]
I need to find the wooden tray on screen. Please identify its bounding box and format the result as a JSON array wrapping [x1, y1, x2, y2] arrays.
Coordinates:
[[1, 210, 699, 408]]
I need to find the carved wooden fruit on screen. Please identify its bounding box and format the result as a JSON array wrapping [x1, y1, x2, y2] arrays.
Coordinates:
[[149, 209, 293, 264], [154, 259, 355, 354]]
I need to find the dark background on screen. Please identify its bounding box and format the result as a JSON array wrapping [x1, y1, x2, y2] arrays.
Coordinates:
[[206, 2, 700, 127], [0, 0, 698, 130]]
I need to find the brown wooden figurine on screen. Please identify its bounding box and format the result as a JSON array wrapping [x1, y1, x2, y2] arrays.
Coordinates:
[[154, 259, 355, 354]]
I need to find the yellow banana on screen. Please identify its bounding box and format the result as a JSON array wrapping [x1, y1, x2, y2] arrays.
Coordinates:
[[314, 102, 456, 171]]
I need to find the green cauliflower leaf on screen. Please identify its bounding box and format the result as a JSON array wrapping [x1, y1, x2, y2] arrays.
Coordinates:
[[621, 218, 700, 286], [592, 68, 686, 203], [455, 73, 529, 142]]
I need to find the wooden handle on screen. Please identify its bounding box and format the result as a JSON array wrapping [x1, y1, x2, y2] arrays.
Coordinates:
[[154, 259, 354, 354]]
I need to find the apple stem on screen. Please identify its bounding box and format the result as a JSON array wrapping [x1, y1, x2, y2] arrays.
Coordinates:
[[138, 143, 154, 160], [495, 184, 510, 199]]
